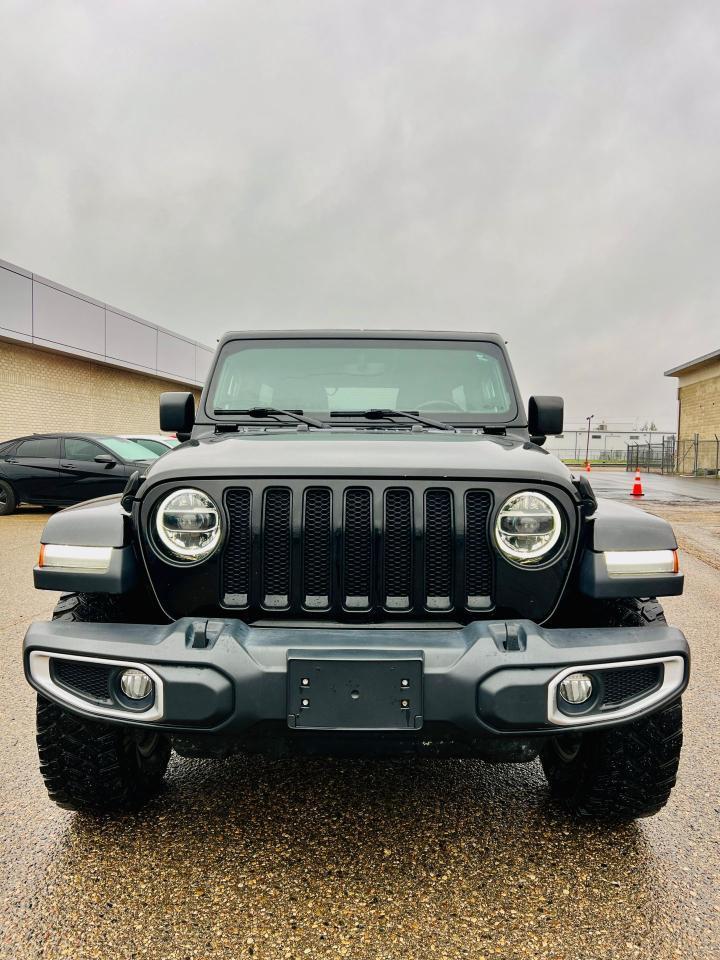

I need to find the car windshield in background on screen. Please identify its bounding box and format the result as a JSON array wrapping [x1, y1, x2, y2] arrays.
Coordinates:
[[210, 340, 516, 422], [102, 437, 160, 461], [131, 438, 175, 455]]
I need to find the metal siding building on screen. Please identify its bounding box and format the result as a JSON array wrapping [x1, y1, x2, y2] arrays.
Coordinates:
[[0, 259, 214, 442]]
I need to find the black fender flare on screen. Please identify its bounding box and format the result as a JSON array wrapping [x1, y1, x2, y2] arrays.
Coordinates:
[[586, 497, 677, 551], [579, 497, 682, 598], [35, 495, 139, 593]]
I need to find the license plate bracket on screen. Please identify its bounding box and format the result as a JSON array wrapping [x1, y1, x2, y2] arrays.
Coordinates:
[[287, 653, 423, 731]]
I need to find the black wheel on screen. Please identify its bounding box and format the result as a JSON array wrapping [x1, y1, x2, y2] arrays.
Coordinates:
[[0, 479, 16, 516], [35, 590, 171, 812], [541, 598, 684, 822]]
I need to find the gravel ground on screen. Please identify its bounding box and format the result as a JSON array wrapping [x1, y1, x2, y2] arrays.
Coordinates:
[[1, 506, 718, 960]]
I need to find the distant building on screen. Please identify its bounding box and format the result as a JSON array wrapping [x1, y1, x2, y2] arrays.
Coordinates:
[[665, 348, 720, 442], [545, 427, 675, 464], [0, 259, 213, 442]]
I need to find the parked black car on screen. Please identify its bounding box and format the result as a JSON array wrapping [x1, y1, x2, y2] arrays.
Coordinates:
[[0, 434, 157, 514]]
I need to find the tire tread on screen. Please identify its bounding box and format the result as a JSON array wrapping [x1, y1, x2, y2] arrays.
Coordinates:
[[34, 590, 170, 812], [541, 597, 684, 822]]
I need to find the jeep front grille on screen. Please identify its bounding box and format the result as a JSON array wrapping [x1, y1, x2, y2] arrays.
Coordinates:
[[221, 483, 493, 616]]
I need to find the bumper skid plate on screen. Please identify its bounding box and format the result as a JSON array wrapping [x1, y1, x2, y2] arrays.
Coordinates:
[[23, 617, 689, 736]]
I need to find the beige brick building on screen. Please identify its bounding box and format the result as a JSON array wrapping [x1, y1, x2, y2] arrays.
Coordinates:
[[0, 258, 212, 443], [665, 349, 720, 441], [665, 349, 720, 474], [0, 340, 201, 442]]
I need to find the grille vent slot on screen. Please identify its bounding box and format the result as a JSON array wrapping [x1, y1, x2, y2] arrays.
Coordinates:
[[262, 488, 292, 608], [303, 488, 332, 609], [384, 489, 413, 609], [465, 491, 493, 610], [424, 489, 453, 610], [343, 488, 373, 609], [224, 488, 252, 607]]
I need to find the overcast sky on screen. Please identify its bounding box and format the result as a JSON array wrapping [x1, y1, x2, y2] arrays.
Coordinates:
[[2, 1, 719, 428]]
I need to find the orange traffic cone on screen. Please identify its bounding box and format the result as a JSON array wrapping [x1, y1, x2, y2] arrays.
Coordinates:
[[585, 461, 591, 472], [631, 470, 644, 497]]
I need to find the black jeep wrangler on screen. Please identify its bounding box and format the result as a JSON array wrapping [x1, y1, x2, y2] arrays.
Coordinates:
[[23, 332, 688, 820]]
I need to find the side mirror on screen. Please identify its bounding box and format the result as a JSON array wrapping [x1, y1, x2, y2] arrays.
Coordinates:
[[94, 454, 117, 468], [160, 392, 195, 436], [528, 396, 564, 441]]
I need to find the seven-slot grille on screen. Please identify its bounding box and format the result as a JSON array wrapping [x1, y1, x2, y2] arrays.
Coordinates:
[[222, 484, 493, 616]]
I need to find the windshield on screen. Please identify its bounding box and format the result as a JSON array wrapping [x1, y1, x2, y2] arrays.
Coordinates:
[[102, 437, 160, 461], [130, 438, 175, 455], [210, 339, 516, 422]]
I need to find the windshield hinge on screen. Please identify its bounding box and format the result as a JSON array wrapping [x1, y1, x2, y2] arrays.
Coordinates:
[[120, 470, 144, 513], [574, 474, 597, 517]]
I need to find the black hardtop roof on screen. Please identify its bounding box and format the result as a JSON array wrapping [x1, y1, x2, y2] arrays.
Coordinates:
[[216, 330, 507, 347]]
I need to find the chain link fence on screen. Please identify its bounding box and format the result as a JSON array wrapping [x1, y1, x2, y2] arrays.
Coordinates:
[[676, 437, 720, 476], [626, 436, 720, 476], [555, 448, 628, 466]]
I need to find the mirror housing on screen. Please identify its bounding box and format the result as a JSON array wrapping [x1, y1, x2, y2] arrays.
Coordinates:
[[160, 392, 195, 437], [528, 396, 564, 442], [94, 454, 117, 467]]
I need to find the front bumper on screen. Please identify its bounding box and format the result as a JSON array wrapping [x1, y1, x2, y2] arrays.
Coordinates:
[[23, 617, 690, 739]]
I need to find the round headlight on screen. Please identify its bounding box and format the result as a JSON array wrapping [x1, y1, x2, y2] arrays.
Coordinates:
[[155, 488, 222, 562], [494, 491, 562, 563]]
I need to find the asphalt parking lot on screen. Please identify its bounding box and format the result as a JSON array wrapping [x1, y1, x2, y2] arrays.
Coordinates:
[[587, 468, 720, 504], [1, 498, 719, 960]]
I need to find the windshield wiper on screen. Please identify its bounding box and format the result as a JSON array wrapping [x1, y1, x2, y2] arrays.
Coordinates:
[[330, 409, 456, 432], [213, 407, 327, 429]]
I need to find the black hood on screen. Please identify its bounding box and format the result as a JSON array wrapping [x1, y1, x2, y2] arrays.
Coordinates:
[[142, 430, 574, 487]]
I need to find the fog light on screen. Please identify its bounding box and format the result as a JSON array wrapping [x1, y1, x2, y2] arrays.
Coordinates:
[[120, 668, 153, 701], [558, 672, 593, 705]]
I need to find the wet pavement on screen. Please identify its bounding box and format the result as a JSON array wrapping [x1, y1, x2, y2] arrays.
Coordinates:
[[585, 468, 720, 503], [1, 507, 719, 960]]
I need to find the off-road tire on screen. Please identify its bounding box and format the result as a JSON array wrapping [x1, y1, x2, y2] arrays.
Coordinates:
[[541, 597, 684, 821], [35, 590, 171, 812], [0, 479, 16, 516], [50, 589, 164, 625], [36, 697, 171, 812], [549, 594, 667, 629]]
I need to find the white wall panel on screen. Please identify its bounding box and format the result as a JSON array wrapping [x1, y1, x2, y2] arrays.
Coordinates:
[[33, 281, 105, 356], [0, 265, 32, 338], [157, 330, 196, 381], [106, 311, 157, 370], [196, 346, 215, 383]]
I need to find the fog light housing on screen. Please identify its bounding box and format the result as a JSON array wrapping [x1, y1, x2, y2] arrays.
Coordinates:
[[120, 668, 153, 701], [558, 672, 593, 705]]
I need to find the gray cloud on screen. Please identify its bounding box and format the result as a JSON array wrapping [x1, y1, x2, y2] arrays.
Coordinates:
[[2, 0, 720, 427]]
